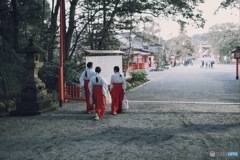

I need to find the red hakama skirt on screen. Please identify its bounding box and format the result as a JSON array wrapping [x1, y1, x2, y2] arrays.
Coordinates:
[[111, 83, 124, 113], [84, 80, 94, 112], [93, 85, 106, 117]]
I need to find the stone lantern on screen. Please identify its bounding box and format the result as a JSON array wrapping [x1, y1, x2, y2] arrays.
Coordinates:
[[12, 38, 56, 116]]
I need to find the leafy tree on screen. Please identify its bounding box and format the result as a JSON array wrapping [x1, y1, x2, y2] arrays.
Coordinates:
[[39, 61, 81, 91], [0, 0, 19, 50], [165, 35, 195, 59], [0, 37, 25, 99], [50, 0, 206, 61], [219, 0, 239, 9], [0, 0, 51, 98], [0, 0, 207, 97], [129, 70, 148, 82], [207, 23, 239, 61], [165, 21, 195, 60], [47, 0, 59, 62], [39, 61, 59, 91], [0, 0, 51, 51], [192, 33, 208, 42]]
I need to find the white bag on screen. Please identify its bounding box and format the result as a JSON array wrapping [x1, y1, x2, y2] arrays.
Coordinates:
[[122, 98, 129, 110], [106, 91, 112, 104]]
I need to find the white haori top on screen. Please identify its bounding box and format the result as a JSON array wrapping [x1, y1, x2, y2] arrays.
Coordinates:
[[79, 68, 96, 87], [110, 72, 126, 90], [88, 75, 108, 97]]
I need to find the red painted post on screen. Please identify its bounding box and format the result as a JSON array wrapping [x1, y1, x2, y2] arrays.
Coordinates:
[[58, 0, 66, 107], [236, 58, 239, 80], [58, 67, 64, 105]]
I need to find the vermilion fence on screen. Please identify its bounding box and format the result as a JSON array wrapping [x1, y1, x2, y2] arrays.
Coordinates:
[[64, 85, 85, 102]]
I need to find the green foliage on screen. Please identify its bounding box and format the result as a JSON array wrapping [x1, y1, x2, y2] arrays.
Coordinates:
[[126, 70, 149, 90], [17, 0, 51, 47], [39, 61, 81, 91], [192, 34, 208, 42], [207, 23, 239, 60], [63, 61, 81, 85], [165, 34, 195, 59], [68, 0, 205, 52], [122, 57, 130, 65], [160, 54, 169, 66], [39, 61, 59, 90], [0, 0, 209, 98], [129, 70, 147, 82], [0, 39, 25, 97], [0, 0, 51, 52], [218, 0, 239, 9]]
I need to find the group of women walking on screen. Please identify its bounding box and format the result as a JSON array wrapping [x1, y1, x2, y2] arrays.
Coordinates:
[[79, 62, 126, 120]]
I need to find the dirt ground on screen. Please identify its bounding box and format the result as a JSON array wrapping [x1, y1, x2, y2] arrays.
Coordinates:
[[0, 101, 239, 160], [0, 63, 240, 160]]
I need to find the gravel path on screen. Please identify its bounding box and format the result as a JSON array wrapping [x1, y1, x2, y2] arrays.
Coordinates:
[[0, 63, 239, 160]]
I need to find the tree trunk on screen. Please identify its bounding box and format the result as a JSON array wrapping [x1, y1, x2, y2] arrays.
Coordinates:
[[65, 0, 79, 61], [41, 0, 46, 44], [69, 10, 100, 59], [102, 0, 106, 49], [97, 0, 120, 50], [48, 0, 59, 62], [11, 0, 18, 51]]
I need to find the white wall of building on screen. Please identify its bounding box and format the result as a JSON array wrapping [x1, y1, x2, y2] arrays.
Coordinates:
[[86, 56, 122, 85]]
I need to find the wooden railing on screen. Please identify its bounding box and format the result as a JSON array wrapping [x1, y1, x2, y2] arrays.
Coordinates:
[[64, 85, 85, 102]]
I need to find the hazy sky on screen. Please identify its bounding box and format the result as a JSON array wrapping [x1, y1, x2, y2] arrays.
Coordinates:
[[159, 0, 240, 39]]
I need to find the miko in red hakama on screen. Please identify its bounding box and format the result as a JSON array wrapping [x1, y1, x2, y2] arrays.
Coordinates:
[[84, 80, 94, 113], [92, 85, 106, 117], [111, 83, 124, 113]]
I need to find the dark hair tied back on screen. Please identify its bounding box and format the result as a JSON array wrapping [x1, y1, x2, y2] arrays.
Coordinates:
[[95, 66, 101, 83], [95, 66, 101, 73], [114, 66, 120, 72], [87, 62, 93, 68]]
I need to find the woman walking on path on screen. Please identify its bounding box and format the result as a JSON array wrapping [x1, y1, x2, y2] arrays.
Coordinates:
[[89, 67, 108, 120], [79, 62, 96, 114], [110, 66, 126, 115]]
